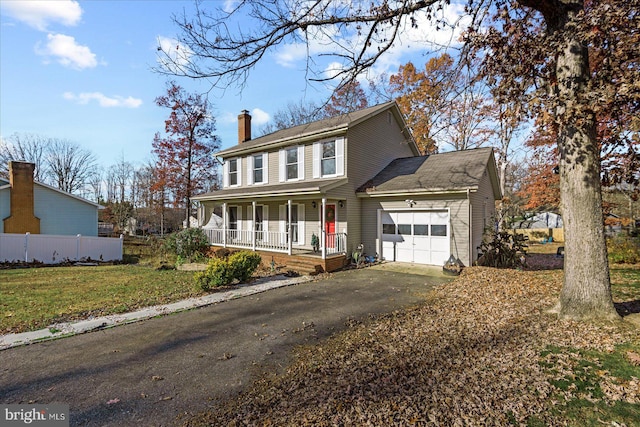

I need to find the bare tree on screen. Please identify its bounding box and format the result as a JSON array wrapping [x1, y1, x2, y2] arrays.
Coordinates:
[[46, 139, 98, 195], [260, 99, 326, 135], [110, 154, 134, 203], [0, 133, 51, 181], [87, 167, 104, 203]]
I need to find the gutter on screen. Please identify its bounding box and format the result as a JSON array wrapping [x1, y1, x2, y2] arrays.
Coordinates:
[[216, 127, 348, 158], [356, 188, 476, 198]]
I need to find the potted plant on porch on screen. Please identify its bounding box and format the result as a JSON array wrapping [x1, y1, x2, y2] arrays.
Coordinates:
[[311, 233, 319, 252]]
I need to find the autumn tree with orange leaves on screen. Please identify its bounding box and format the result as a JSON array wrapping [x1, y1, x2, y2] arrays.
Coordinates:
[[152, 81, 220, 227]]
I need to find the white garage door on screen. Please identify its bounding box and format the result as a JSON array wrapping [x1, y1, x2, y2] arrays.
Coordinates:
[[381, 210, 450, 265]]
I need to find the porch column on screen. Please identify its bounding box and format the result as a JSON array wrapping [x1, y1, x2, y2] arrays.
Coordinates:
[[252, 201, 256, 251], [287, 199, 292, 256], [321, 198, 326, 259], [222, 202, 227, 248]]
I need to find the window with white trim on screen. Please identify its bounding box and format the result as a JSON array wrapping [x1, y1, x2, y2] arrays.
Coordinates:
[[228, 159, 238, 186], [321, 141, 336, 176], [286, 147, 298, 180], [313, 138, 344, 178], [253, 154, 264, 183]]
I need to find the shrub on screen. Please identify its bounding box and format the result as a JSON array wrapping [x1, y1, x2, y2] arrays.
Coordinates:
[[228, 251, 262, 282], [195, 258, 234, 291], [607, 234, 640, 264], [164, 228, 210, 263], [476, 229, 528, 269], [195, 250, 262, 291]]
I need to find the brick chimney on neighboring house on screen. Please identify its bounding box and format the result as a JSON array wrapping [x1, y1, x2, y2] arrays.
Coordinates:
[[3, 161, 40, 234], [238, 110, 252, 144]]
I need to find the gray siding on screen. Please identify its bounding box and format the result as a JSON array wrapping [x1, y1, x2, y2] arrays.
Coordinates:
[[346, 111, 415, 190], [469, 170, 498, 262]]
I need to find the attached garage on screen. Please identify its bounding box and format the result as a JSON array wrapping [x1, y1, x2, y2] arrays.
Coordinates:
[[357, 147, 502, 267], [380, 210, 450, 265]]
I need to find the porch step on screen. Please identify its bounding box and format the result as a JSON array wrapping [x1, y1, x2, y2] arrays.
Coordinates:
[[255, 251, 347, 274]]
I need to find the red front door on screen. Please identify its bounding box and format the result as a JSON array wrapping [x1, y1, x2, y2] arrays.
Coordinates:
[[325, 204, 336, 248]]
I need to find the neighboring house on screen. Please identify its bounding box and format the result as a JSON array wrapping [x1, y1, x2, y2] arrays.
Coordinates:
[[193, 102, 501, 271], [512, 212, 563, 229], [0, 161, 102, 236]]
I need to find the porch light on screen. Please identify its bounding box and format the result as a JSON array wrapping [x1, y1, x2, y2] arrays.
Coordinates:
[[339, 200, 344, 208], [311, 201, 317, 208], [405, 199, 416, 207]]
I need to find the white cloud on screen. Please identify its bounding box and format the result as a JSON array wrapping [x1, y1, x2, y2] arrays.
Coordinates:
[[156, 36, 193, 73], [36, 33, 97, 69], [1, 0, 82, 31], [63, 92, 143, 108], [251, 108, 270, 126]]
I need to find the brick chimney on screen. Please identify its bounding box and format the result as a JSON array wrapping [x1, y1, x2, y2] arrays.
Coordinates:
[[3, 161, 40, 234], [238, 110, 251, 144]]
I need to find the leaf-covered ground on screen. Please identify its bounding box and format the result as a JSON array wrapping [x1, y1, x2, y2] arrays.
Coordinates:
[[186, 266, 639, 426]]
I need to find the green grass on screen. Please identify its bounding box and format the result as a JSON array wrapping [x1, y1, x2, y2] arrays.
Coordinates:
[[538, 343, 640, 426], [0, 264, 201, 334]]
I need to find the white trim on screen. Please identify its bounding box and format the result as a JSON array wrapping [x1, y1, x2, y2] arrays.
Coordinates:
[[279, 149, 286, 182], [335, 137, 344, 176], [247, 155, 254, 185], [297, 145, 305, 180], [312, 142, 321, 178]]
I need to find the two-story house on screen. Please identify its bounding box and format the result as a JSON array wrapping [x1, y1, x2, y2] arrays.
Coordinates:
[[193, 101, 501, 272]]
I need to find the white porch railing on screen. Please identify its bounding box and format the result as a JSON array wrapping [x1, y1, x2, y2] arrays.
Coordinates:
[[202, 228, 347, 258], [203, 229, 289, 253], [325, 232, 347, 256]]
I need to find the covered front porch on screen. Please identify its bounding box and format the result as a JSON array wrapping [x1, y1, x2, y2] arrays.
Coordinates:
[[202, 200, 347, 259]]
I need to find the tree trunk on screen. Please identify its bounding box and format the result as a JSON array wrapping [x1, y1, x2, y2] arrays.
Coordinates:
[[549, 3, 619, 321]]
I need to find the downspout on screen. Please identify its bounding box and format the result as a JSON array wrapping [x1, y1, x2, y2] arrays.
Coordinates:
[[468, 189, 473, 266], [252, 201, 256, 251], [222, 202, 227, 248]]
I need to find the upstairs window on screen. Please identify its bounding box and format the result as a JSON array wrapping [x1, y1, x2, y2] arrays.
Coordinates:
[[224, 158, 241, 187], [286, 147, 298, 180], [279, 146, 304, 181], [229, 159, 238, 186], [313, 138, 344, 178], [253, 154, 264, 183], [321, 141, 336, 176]]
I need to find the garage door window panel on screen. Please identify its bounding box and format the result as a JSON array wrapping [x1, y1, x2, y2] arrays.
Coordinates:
[[431, 224, 447, 236]]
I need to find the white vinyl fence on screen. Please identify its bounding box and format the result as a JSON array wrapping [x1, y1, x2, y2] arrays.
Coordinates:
[[0, 233, 123, 264]]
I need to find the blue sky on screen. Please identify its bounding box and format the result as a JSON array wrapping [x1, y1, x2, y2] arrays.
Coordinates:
[[0, 0, 469, 169]]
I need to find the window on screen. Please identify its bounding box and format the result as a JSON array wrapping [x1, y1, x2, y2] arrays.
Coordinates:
[[287, 204, 299, 243], [253, 154, 263, 183], [229, 159, 238, 186], [382, 224, 396, 234], [255, 205, 264, 240], [414, 224, 429, 236], [431, 224, 447, 237], [228, 207, 238, 230], [286, 147, 298, 180], [313, 138, 343, 178], [398, 224, 412, 235], [321, 141, 336, 176]]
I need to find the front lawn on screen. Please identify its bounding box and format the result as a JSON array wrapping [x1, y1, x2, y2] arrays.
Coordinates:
[[0, 265, 200, 334]]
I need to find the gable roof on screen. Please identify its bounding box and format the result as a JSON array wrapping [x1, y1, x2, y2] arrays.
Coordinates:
[[0, 176, 102, 209], [217, 101, 417, 157], [357, 147, 501, 199]]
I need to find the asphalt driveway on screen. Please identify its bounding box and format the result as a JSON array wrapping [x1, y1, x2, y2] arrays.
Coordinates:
[[0, 264, 450, 426]]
